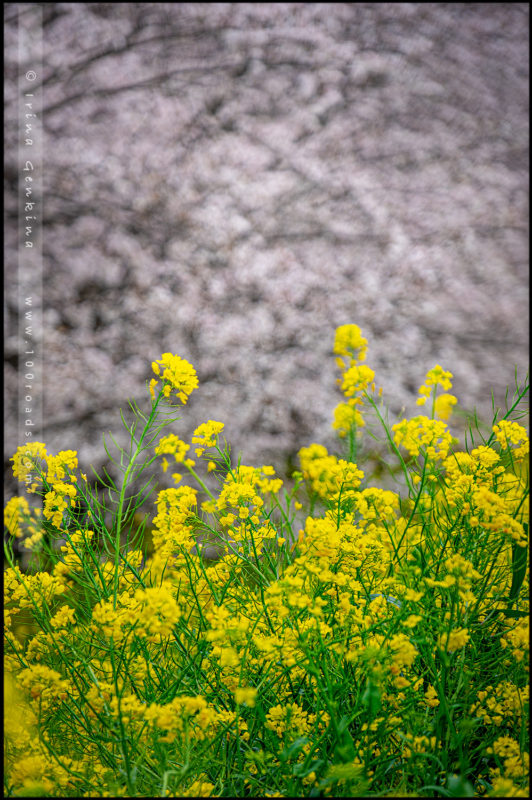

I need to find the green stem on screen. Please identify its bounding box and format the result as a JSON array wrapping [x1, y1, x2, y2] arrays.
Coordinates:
[[185, 464, 216, 501], [113, 392, 165, 607]]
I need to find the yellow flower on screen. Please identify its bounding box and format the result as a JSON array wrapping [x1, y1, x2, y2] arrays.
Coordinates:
[[332, 401, 365, 435], [424, 685, 440, 708], [155, 434, 195, 467], [45, 450, 78, 483], [4, 496, 30, 538], [438, 628, 470, 653], [10, 442, 47, 488], [434, 393, 458, 421], [151, 353, 198, 404], [50, 606, 77, 630], [333, 324, 368, 363], [341, 364, 375, 399], [192, 420, 225, 455], [493, 420, 529, 460], [422, 365, 454, 392], [234, 687, 258, 707], [403, 614, 422, 628], [392, 416, 453, 460], [43, 482, 77, 529]]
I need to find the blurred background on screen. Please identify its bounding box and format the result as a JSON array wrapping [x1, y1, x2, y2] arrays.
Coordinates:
[[4, 3, 529, 502]]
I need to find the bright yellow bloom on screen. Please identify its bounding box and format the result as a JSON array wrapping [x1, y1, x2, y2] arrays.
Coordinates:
[[43, 482, 77, 528], [392, 416, 454, 460], [45, 450, 78, 483], [234, 687, 258, 707], [192, 420, 225, 455], [403, 614, 422, 628], [10, 441, 47, 488], [332, 401, 365, 435], [50, 605, 77, 630], [181, 779, 215, 797], [19, 664, 70, 704], [471, 683, 528, 728], [438, 627, 470, 652], [488, 736, 529, 782], [388, 633, 418, 671], [421, 365, 454, 393], [424, 685, 440, 708], [266, 702, 313, 738], [299, 444, 364, 503], [155, 434, 190, 459], [4, 496, 30, 538], [434, 393, 458, 421], [55, 529, 94, 576], [151, 353, 199, 404], [341, 364, 375, 399], [493, 420, 529, 460], [333, 324, 368, 363], [152, 486, 198, 555], [500, 617, 529, 663]]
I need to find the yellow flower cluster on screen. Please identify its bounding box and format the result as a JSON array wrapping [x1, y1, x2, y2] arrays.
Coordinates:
[[488, 735, 529, 782], [299, 443, 364, 503], [4, 496, 30, 538], [265, 702, 330, 740], [332, 401, 365, 435], [437, 627, 470, 653], [500, 616, 529, 663], [331, 324, 376, 430], [417, 364, 453, 397], [155, 433, 195, 467], [433, 393, 458, 421], [150, 352, 199, 403], [415, 365, 458, 421], [91, 581, 181, 644], [493, 419, 529, 461], [471, 681, 529, 728], [45, 449, 78, 483], [3, 326, 529, 798], [4, 566, 66, 613], [43, 481, 77, 528], [392, 416, 454, 460], [4, 671, 82, 796], [10, 441, 47, 487], [341, 363, 375, 399], [333, 323, 368, 362], [151, 486, 198, 557], [192, 419, 225, 456]]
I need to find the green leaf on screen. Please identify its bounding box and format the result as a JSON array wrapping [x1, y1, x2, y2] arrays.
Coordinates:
[[446, 773, 475, 797], [508, 522, 528, 605], [361, 679, 381, 717]]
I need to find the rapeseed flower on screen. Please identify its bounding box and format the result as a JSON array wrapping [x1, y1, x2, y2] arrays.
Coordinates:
[[234, 686, 258, 706], [192, 419, 225, 455], [493, 420, 529, 461], [333, 323, 368, 363], [3, 324, 528, 798], [434, 392, 458, 421], [438, 627, 470, 652], [341, 364, 375, 398], [151, 353, 198, 403], [10, 441, 47, 489], [155, 433, 195, 466], [392, 416, 454, 460], [4, 496, 30, 538], [332, 400, 365, 434]]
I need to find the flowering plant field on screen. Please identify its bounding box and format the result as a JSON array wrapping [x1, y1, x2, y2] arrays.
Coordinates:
[[4, 326, 529, 797]]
